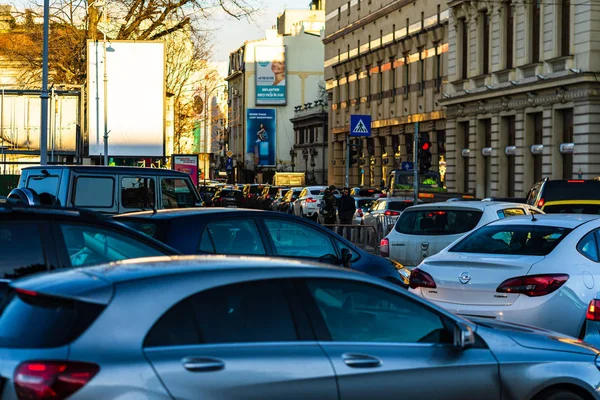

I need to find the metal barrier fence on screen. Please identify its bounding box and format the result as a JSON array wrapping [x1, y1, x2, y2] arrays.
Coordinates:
[[323, 224, 380, 254]]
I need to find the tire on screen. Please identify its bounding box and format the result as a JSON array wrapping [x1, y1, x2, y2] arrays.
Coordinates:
[[535, 389, 586, 400]]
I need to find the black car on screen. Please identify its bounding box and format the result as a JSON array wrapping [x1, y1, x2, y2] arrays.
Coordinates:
[[198, 185, 220, 206], [257, 186, 281, 210], [0, 203, 179, 296], [242, 184, 266, 209], [114, 209, 407, 287], [211, 189, 245, 208]]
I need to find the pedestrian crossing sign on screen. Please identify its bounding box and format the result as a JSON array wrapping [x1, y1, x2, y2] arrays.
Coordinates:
[[350, 115, 372, 137]]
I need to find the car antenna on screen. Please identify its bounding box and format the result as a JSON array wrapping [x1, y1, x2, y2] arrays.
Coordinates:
[[531, 212, 537, 222]]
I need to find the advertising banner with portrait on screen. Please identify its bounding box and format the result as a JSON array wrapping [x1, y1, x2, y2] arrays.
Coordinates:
[[246, 109, 276, 166], [172, 154, 199, 186], [255, 46, 287, 105]]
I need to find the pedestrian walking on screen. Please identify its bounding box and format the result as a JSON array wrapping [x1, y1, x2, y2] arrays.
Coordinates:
[[321, 185, 338, 230], [338, 187, 356, 240]]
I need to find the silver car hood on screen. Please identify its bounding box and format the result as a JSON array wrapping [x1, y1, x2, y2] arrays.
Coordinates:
[[471, 317, 600, 356]]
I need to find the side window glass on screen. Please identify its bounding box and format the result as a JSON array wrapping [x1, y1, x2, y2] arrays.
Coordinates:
[[144, 280, 298, 347], [198, 228, 215, 254], [306, 279, 450, 344], [502, 208, 526, 217], [27, 175, 61, 205], [60, 224, 165, 267], [336, 240, 360, 262], [161, 178, 195, 209], [75, 177, 114, 207], [0, 223, 46, 279], [578, 232, 599, 262], [264, 218, 336, 258], [201, 219, 266, 255], [497, 210, 506, 219], [121, 177, 155, 209]]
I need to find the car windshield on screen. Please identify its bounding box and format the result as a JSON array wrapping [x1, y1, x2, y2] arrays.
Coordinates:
[[544, 204, 600, 214], [395, 209, 483, 235], [388, 201, 414, 211], [450, 224, 572, 255]]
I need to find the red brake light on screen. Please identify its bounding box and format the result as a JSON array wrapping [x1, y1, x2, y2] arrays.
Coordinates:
[[357, 209, 363, 217], [266, 194, 271, 199], [14, 361, 99, 400], [384, 210, 400, 216], [247, 194, 252, 198], [496, 274, 569, 297], [306, 198, 317, 203], [587, 299, 600, 321], [14, 288, 38, 297], [537, 198, 545, 208], [568, 180, 585, 183], [380, 238, 389, 258], [409, 268, 437, 289]]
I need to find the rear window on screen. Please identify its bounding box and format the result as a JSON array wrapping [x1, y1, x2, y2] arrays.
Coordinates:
[[395, 209, 483, 235], [26, 175, 60, 205], [269, 187, 279, 195], [357, 199, 375, 209], [248, 186, 264, 194], [117, 219, 169, 242], [221, 190, 243, 198], [358, 189, 382, 197], [388, 201, 414, 212], [541, 181, 600, 202], [450, 225, 572, 255], [544, 204, 600, 215], [0, 290, 105, 348]]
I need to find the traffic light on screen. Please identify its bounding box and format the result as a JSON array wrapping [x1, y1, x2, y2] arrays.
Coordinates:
[[350, 140, 361, 165], [419, 140, 432, 172]]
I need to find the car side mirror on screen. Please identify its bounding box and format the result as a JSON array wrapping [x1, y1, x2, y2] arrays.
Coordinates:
[[341, 248, 352, 268], [454, 322, 475, 350]]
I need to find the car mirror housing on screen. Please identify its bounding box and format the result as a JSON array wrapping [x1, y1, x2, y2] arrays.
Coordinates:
[[454, 322, 475, 350], [341, 248, 352, 268]]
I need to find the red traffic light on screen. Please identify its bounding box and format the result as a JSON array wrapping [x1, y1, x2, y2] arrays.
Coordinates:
[[420, 141, 432, 151]]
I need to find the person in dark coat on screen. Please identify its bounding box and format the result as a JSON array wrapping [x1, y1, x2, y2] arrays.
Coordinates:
[[338, 187, 356, 239], [321, 185, 338, 229]]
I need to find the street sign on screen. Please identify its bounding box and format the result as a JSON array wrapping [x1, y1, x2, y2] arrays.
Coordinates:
[[225, 157, 233, 170], [350, 115, 372, 137], [226, 150, 234, 158], [401, 161, 414, 171]]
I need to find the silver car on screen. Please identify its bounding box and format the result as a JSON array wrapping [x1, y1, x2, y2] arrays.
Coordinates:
[[1, 256, 600, 400]]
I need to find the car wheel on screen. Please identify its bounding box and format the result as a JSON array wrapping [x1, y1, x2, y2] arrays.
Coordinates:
[[535, 389, 586, 400]]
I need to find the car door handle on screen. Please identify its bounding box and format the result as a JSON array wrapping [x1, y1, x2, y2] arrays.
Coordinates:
[[182, 357, 225, 372], [342, 353, 382, 368]]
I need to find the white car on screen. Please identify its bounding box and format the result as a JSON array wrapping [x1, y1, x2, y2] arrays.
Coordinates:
[[381, 201, 543, 268], [362, 197, 417, 242], [408, 214, 600, 338], [293, 186, 330, 219]]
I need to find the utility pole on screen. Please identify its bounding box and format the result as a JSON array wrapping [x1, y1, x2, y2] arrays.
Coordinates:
[[413, 121, 419, 205], [40, 0, 50, 165], [203, 82, 208, 186], [102, 2, 109, 166]]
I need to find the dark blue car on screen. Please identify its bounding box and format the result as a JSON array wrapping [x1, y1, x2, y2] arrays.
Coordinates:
[[114, 208, 407, 287]]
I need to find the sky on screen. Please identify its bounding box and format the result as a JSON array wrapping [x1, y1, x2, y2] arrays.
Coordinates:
[[207, 0, 287, 70]]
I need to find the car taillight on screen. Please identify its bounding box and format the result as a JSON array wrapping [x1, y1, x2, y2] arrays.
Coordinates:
[[247, 194, 252, 198], [306, 198, 317, 203], [587, 299, 600, 321], [384, 210, 400, 216], [537, 198, 545, 208], [409, 268, 437, 289], [380, 238, 389, 257], [266, 194, 271, 199], [357, 209, 363, 217], [496, 274, 569, 297], [14, 361, 100, 400]]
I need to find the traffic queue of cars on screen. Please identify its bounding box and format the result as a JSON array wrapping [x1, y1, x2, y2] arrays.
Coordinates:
[[3, 172, 600, 399], [381, 178, 600, 347]]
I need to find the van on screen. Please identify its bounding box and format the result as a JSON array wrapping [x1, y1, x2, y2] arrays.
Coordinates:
[[11, 166, 203, 214]]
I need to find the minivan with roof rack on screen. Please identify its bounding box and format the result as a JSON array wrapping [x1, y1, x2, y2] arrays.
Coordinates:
[[12, 166, 203, 215]]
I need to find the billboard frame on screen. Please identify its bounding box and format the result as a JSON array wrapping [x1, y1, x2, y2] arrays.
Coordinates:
[[86, 39, 166, 158], [172, 154, 199, 187], [254, 45, 287, 106]]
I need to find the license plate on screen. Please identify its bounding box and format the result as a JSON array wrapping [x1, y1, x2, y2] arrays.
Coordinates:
[[227, 205, 237, 208]]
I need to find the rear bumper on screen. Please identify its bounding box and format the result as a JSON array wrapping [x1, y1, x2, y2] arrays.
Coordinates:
[[415, 288, 584, 338]]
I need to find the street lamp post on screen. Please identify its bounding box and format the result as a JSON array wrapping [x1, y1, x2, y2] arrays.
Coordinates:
[[102, 2, 109, 166], [40, 0, 50, 165]]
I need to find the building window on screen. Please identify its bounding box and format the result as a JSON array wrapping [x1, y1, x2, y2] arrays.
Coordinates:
[[533, 112, 543, 181], [367, 65, 372, 106], [393, 24, 396, 41], [460, 121, 470, 192], [356, 69, 361, 105], [460, 18, 468, 79], [345, 72, 350, 104], [435, 43, 442, 92], [358, 0, 361, 10], [482, 119, 492, 197], [337, 48, 340, 63], [378, 61, 383, 103], [347, 1, 351, 15], [482, 11, 490, 75], [335, 75, 341, 111], [358, 40, 361, 55], [418, 49, 425, 95], [531, 0, 541, 63], [560, 0, 570, 56], [347, 44, 350, 58], [368, 35, 371, 50], [338, 7, 341, 20], [505, 116, 516, 197], [380, 30, 383, 47], [505, 3, 514, 69], [403, 54, 410, 99], [437, 5, 441, 22], [390, 57, 396, 102], [562, 109, 574, 179], [421, 12, 424, 29], [310, 128, 315, 143]]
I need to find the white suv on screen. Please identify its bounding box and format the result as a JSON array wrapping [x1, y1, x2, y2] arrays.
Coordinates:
[[293, 186, 328, 219], [381, 201, 543, 268]]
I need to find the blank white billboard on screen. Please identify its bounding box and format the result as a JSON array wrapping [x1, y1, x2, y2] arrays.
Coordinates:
[[87, 40, 165, 157]]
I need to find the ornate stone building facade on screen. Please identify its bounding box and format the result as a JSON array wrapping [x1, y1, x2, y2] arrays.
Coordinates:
[[324, 0, 449, 188], [443, 0, 600, 198]]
